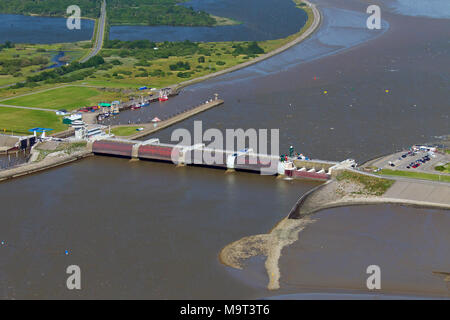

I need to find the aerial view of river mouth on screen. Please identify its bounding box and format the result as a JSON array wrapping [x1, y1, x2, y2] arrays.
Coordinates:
[[0, 0, 449, 300]]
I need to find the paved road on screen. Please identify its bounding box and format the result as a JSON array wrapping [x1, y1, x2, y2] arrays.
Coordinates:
[[0, 104, 55, 112], [383, 180, 450, 206], [81, 0, 106, 63]]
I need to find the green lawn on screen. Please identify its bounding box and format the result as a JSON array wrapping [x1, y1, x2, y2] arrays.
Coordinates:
[[1, 86, 126, 111], [111, 126, 142, 136], [0, 107, 69, 135], [1, 86, 101, 111], [379, 169, 450, 183]]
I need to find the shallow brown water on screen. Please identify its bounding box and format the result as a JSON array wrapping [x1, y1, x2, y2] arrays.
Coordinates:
[[0, 157, 319, 299], [278, 205, 450, 297], [0, 0, 449, 298]]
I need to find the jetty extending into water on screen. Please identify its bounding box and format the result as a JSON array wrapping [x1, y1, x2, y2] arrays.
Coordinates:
[[111, 98, 225, 140]]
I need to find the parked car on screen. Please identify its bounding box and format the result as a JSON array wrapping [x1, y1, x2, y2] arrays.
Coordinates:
[[55, 109, 68, 116]]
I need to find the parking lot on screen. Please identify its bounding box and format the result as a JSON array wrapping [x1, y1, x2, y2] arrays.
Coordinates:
[[372, 148, 450, 175]]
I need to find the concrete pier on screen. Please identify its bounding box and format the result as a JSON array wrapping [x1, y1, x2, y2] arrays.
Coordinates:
[[111, 99, 224, 140]]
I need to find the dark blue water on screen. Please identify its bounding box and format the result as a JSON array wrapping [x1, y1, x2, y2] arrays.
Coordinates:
[[110, 0, 308, 42], [0, 14, 94, 44], [45, 51, 66, 69]]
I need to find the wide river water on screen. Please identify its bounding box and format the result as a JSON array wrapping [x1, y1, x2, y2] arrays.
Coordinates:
[[0, 14, 94, 44], [0, 0, 449, 298]]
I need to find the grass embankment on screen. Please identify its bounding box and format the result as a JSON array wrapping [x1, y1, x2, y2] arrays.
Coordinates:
[[258, 1, 313, 53], [34, 141, 87, 162], [111, 126, 142, 136], [435, 163, 450, 173], [0, 107, 68, 135], [378, 169, 450, 183], [336, 170, 394, 196], [1, 86, 126, 111]]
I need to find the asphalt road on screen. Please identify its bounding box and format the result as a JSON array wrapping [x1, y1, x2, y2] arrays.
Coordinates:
[[81, 0, 106, 63]]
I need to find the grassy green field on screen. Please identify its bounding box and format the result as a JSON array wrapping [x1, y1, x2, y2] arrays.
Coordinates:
[[1, 86, 126, 111], [0, 1, 313, 93], [0, 42, 88, 87], [0, 107, 68, 135], [111, 126, 142, 136], [81, 41, 265, 89], [337, 170, 395, 196], [378, 169, 450, 183]]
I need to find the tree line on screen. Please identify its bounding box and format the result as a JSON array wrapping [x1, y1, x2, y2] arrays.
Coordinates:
[[102, 40, 203, 61], [0, 0, 218, 26], [107, 1, 216, 26], [11, 56, 105, 88], [0, 0, 100, 17]]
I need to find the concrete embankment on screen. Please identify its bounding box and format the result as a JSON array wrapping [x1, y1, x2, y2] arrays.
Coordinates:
[[0, 150, 92, 182], [290, 176, 450, 219]]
